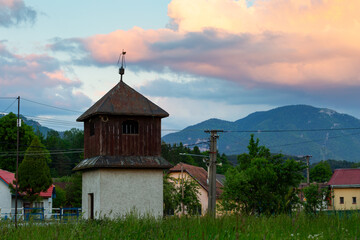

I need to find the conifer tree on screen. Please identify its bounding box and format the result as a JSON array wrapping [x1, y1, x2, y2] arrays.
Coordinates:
[[18, 136, 52, 203]]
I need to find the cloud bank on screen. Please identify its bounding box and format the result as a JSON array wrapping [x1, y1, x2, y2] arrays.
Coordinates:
[[0, 0, 37, 27], [50, 0, 360, 92], [0, 42, 91, 115]]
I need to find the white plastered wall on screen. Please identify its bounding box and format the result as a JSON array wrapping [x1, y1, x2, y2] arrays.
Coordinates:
[[82, 170, 101, 219], [82, 169, 163, 219], [0, 180, 11, 216]]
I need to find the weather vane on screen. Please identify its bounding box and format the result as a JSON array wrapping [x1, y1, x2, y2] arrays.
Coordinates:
[[117, 50, 126, 82]]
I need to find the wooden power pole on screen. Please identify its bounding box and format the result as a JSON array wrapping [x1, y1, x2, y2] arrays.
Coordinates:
[[305, 155, 312, 184], [15, 96, 20, 228], [205, 130, 223, 217]]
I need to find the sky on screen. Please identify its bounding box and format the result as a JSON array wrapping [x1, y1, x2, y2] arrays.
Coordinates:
[[1, 0, 360, 133]]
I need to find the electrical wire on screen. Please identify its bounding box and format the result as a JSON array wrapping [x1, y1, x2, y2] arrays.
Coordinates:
[[223, 127, 360, 133], [268, 131, 360, 149], [22, 98, 83, 114], [1, 98, 17, 113], [0, 150, 83, 157], [0, 149, 84, 155]]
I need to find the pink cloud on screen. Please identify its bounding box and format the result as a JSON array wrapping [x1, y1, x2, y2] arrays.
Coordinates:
[[57, 0, 360, 90], [0, 43, 91, 113], [0, 0, 36, 27]]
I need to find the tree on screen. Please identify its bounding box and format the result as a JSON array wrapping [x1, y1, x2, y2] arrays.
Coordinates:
[[303, 184, 329, 215], [45, 130, 71, 177], [221, 134, 305, 215], [53, 187, 66, 208], [18, 136, 52, 203], [176, 178, 201, 215], [0, 112, 34, 172], [161, 142, 232, 174], [310, 161, 333, 183], [64, 172, 82, 207], [163, 174, 201, 216], [163, 174, 178, 215]]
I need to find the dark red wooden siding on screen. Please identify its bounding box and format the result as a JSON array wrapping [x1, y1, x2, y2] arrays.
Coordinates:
[[84, 115, 162, 159]]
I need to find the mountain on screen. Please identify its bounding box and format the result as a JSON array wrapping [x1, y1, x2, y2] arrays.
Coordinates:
[[162, 105, 360, 163]]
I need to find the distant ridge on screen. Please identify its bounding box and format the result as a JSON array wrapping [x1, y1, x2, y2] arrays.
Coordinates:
[[162, 105, 360, 163]]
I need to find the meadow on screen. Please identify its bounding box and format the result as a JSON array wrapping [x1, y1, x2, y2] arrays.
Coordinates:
[[0, 213, 358, 240]]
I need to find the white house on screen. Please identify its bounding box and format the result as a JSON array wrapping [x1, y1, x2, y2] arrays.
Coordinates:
[[0, 169, 55, 219]]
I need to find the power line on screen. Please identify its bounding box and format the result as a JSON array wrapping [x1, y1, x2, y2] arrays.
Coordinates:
[[0, 111, 82, 128], [22, 98, 83, 114], [162, 127, 360, 133], [268, 131, 360, 149], [1, 98, 17, 113], [223, 127, 360, 133], [0, 150, 83, 157], [0, 149, 84, 155]]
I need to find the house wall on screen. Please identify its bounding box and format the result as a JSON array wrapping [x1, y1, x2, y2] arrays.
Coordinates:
[[84, 116, 162, 159], [98, 169, 163, 219], [168, 172, 209, 215], [82, 170, 101, 219], [0, 180, 11, 215], [331, 188, 360, 210], [82, 169, 163, 219]]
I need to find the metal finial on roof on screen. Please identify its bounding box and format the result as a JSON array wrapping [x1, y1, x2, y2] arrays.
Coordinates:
[[117, 50, 126, 82]]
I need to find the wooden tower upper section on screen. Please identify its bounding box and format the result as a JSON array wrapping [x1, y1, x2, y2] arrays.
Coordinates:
[[77, 80, 169, 160]]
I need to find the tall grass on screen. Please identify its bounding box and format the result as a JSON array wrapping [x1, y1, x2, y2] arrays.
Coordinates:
[[0, 212, 359, 239]]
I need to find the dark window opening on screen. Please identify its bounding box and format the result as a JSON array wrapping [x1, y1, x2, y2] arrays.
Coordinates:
[[88, 193, 94, 220], [340, 197, 344, 204], [122, 120, 139, 134], [353, 197, 357, 204], [90, 122, 95, 136]]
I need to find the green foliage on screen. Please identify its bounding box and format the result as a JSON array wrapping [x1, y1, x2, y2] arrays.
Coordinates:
[[45, 128, 84, 177], [176, 178, 201, 215], [163, 174, 177, 215], [310, 161, 333, 183], [161, 142, 232, 174], [303, 184, 329, 215], [0, 112, 35, 172], [18, 136, 52, 203], [53, 187, 66, 208], [221, 134, 305, 215], [163, 173, 201, 216], [64, 172, 82, 207], [53, 173, 82, 207]]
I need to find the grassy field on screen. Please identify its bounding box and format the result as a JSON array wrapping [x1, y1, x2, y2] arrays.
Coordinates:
[[0, 213, 359, 239]]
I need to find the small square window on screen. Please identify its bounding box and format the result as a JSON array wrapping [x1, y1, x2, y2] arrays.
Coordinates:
[[340, 197, 344, 204], [353, 197, 357, 204]]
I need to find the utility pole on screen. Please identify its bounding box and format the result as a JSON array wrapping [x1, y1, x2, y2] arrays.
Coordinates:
[[180, 163, 184, 215], [305, 155, 312, 185], [205, 130, 223, 217], [15, 96, 20, 228]]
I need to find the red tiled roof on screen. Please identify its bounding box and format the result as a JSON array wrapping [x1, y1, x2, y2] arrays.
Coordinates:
[[327, 169, 360, 186], [169, 163, 223, 197], [0, 169, 15, 185], [0, 169, 54, 198]]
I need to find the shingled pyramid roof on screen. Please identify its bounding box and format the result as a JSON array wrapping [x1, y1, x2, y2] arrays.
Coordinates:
[[77, 81, 169, 121]]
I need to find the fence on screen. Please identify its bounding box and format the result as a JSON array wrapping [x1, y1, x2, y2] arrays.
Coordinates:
[[0, 207, 81, 221]]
